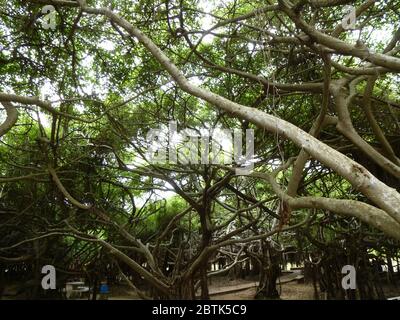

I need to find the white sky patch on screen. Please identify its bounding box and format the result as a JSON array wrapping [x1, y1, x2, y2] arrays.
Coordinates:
[[348, 27, 392, 45], [134, 182, 176, 207], [331, 25, 394, 69], [160, 81, 175, 92], [155, 184, 176, 201], [25, 110, 51, 129], [133, 56, 142, 67], [198, 0, 216, 44], [77, 53, 109, 99], [40, 79, 87, 119], [99, 39, 115, 51], [38, 81, 59, 128], [367, 27, 393, 46], [40, 81, 58, 101], [248, 42, 256, 52], [38, 112, 51, 128], [80, 54, 97, 95], [0, 108, 5, 124], [189, 76, 203, 86], [75, 103, 85, 113]]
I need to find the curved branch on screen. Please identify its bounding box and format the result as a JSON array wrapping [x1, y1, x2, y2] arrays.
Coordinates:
[[279, 0, 400, 72], [48, 166, 92, 210], [0, 102, 18, 138], [72, 4, 400, 225], [245, 169, 400, 241], [0, 93, 96, 123]]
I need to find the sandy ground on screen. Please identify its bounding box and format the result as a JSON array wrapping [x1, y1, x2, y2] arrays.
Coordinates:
[[104, 277, 315, 300], [3, 273, 400, 300], [211, 280, 315, 300], [107, 277, 400, 300]]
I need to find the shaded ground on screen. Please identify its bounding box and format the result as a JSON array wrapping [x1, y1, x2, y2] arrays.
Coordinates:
[[107, 275, 399, 300], [104, 278, 315, 300], [212, 281, 315, 300], [107, 272, 313, 300], [3, 271, 400, 300]]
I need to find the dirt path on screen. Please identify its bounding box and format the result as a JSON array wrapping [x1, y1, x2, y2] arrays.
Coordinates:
[[207, 270, 303, 297], [91, 271, 311, 300], [208, 270, 310, 300]]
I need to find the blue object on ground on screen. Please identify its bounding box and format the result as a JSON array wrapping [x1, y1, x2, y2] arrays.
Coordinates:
[[99, 284, 110, 294]]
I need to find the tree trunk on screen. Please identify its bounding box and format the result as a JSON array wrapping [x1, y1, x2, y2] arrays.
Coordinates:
[[255, 241, 280, 300], [171, 276, 195, 300], [199, 264, 209, 300]]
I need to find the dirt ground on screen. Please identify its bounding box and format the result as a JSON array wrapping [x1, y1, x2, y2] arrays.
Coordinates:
[[211, 280, 315, 300], [104, 277, 316, 300], [107, 277, 400, 300], [3, 274, 400, 300]]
